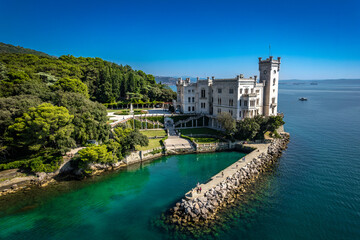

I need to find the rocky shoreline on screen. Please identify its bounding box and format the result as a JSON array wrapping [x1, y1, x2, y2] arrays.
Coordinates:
[[165, 133, 290, 228]]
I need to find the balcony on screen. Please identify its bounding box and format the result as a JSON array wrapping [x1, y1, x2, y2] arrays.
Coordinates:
[[242, 105, 258, 110], [241, 93, 258, 98]]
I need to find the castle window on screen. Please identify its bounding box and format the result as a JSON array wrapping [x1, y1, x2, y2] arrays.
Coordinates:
[[250, 100, 255, 107], [272, 97, 276, 103], [251, 89, 254, 93], [192, 106, 195, 111], [188, 90, 191, 93], [229, 99, 233, 106], [244, 100, 248, 106], [192, 97, 195, 103], [218, 108, 221, 114], [274, 70, 276, 74], [201, 102, 206, 108], [229, 89, 234, 94], [239, 111, 242, 117], [188, 97, 191, 103], [188, 106, 191, 111], [273, 78, 276, 86], [240, 89, 243, 94], [245, 89, 249, 94], [229, 110, 233, 116], [256, 90, 260, 93], [256, 99, 259, 105], [218, 88, 222, 94], [239, 100, 242, 106], [192, 89, 194, 93], [201, 89, 206, 98]]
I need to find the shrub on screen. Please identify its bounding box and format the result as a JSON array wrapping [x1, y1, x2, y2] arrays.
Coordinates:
[[76, 144, 117, 170]]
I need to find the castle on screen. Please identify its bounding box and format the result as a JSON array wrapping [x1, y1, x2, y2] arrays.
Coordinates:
[[175, 57, 281, 120]]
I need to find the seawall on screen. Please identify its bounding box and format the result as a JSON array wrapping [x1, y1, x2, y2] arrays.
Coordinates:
[[165, 133, 290, 227]]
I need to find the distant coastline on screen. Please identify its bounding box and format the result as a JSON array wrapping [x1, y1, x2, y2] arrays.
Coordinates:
[[156, 76, 360, 85]]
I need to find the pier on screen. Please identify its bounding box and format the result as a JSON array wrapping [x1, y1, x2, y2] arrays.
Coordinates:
[[187, 143, 269, 199], [167, 134, 290, 225]]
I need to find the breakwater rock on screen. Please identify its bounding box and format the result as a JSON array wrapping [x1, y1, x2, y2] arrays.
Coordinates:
[[166, 134, 289, 227]]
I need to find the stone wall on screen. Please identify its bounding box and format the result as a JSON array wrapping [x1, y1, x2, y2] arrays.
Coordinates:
[[195, 142, 231, 153], [123, 147, 164, 165]]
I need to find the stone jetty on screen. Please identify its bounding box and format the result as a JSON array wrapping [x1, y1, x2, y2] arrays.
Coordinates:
[[166, 133, 289, 226]]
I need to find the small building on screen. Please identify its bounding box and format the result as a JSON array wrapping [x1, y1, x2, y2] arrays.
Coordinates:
[[176, 56, 281, 120]]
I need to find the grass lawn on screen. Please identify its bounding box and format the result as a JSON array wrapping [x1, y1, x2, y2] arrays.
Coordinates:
[[191, 137, 221, 144], [180, 128, 222, 136], [107, 108, 151, 113], [136, 138, 162, 151], [140, 129, 167, 138]]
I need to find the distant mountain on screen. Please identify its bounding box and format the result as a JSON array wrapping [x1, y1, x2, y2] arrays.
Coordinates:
[[155, 76, 201, 85], [0, 42, 54, 58], [155, 76, 178, 85]]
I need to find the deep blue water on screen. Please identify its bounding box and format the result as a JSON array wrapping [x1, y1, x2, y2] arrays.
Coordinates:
[[0, 80, 360, 239]]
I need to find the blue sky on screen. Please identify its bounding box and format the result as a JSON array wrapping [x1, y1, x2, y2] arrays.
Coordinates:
[[1, 0, 359, 79]]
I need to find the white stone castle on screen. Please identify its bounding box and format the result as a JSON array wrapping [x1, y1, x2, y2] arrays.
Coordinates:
[[176, 56, 281, 120]]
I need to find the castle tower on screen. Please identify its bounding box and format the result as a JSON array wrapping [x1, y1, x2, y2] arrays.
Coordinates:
[[259, 56, 281, 116]]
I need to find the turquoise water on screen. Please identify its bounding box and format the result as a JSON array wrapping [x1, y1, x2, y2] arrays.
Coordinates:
[[1, 80, 360, 239], [0, 152, 245, 240]]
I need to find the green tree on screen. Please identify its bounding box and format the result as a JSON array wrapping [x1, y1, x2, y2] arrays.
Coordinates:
[[235, 118, 260, 140], [0, 95, 43, 138], [77, 145, 116, 165], [53, 77, 89, 98], [7, 103, 75, 154], [266, 115, 285, 132], [55, 92, 110, 144], [113, 127, 148, 155], [217, 112, 236, 134]]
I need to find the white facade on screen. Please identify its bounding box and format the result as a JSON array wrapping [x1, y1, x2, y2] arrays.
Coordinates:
[[176, 57, 281, 120]]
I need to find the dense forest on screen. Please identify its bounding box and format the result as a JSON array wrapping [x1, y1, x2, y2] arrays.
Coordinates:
[[0, 42, 54, 58], [0, 45, 176, 172]]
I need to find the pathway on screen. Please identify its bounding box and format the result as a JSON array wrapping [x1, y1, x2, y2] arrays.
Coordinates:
[[188, 143, 270, 199], [108, 109, 172, 128]]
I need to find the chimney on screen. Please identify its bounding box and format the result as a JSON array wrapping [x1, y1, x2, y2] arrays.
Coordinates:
[[277, 57, 281, 62], [269, 56, 273, 61], [211, 76, 215, 80], [254, 75, 257, 81], [236, 75, 240, 80], [240, 74, 244, 79]]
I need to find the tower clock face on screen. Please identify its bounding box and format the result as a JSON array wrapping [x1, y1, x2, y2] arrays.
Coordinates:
[[263, 70, 267, 74]]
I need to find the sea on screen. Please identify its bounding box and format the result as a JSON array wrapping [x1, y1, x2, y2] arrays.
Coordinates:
[[0, 79, 359, 240]]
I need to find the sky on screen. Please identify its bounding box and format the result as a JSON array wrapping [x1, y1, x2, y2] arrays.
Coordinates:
[[1, 0, 360, 79]]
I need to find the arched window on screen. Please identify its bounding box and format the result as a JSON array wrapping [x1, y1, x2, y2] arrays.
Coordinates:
[[273, 78, 276, 86]]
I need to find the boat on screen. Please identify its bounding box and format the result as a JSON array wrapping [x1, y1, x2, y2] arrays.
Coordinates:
[[299, 97, 308, 101], [310, 82, 318, 85]]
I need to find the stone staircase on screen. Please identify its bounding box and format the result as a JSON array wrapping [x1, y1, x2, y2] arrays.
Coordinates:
[[174, 114, 207, 128]]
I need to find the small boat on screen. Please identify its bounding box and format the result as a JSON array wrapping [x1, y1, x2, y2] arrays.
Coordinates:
[[299, 97, 308, 101]]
